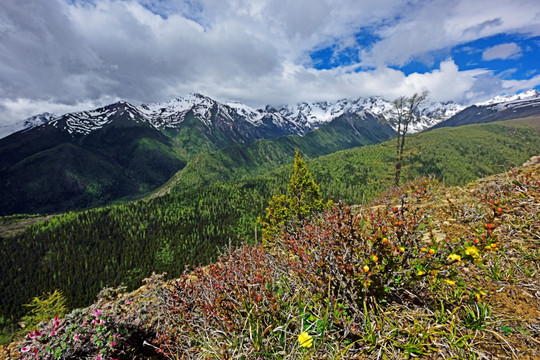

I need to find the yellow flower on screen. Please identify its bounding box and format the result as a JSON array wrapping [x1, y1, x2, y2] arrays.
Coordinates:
[[465, 246, 480, 258], [298, 332, 313, 348], [428, 248, 435, 255], [382, 237, 388, 243], [363, 265, 370, 272], [399, 247, 405, 252], [417, 270, 426, 276], [445, 279, 456, 286], [484, 245, 492, 250], [372, 255, 379, 262], [447, 254, 461, 262], [475, 291, 487, 301]]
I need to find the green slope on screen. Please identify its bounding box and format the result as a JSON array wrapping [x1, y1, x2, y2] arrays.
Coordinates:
[[0, 119, 538, 325], [0, 116, 187, 215], [160, 112, 394, 191]]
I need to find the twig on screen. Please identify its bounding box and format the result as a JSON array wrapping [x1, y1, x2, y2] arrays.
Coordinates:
[[483, 329, 519, 360]]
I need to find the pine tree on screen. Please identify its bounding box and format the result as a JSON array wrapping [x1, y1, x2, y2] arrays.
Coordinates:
[[287, 149, 324, 220], [260, 150, 325, 242]]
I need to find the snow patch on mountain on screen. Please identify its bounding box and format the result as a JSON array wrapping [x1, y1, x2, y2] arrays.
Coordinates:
[[225, 101, 264, 125], [0, 112, 58, 139], [475, 89, 539, 106], [409, 101, 465, 133]]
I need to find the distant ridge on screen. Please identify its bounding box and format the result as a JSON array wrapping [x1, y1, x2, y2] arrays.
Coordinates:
[[432, 89, 540, 129]]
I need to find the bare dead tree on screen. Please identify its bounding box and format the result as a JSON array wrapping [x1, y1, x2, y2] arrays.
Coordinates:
[[382, 90, 429, 186]]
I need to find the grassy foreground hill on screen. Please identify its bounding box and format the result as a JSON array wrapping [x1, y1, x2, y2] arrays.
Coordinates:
[[0, 119, 539, 331], [2, 156, 539, 359]]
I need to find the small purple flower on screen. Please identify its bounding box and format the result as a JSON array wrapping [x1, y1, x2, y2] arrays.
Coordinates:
[[92, 309, 102, 317]]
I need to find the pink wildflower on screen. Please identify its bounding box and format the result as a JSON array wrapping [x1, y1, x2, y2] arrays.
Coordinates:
[[73, 333, 80, 341], [29, 330, 42, 339], [92, 309, 102, 317], [21, 346, 31, 353]]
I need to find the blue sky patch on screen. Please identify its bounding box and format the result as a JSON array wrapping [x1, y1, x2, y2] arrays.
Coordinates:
[[382, 32, 539, 84], [310, 28, 380, 70]]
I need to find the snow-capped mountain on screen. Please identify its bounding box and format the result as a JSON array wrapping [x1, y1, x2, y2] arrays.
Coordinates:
[[6, 88, 539, 140], [1, 93, 466, 140], [0, 112, 58, 138]]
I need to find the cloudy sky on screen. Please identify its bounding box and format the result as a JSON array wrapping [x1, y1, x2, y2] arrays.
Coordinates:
[[1, 0, 540, 125]]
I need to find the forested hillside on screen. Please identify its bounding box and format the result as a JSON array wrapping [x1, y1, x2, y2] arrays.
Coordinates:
[[0, 111, 187, 216], [0, 119, 538, 333], [158, 112, 394, 193]]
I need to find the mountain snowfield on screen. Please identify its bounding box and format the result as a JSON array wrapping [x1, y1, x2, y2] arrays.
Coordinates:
[[2, 90, 539, 139]]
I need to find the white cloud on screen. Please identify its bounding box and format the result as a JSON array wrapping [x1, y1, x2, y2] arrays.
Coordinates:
[[502, 74, 540, 93], [482, 42, 522, 60], [361, 0, 540, 66], [0, 0, 540, 127]]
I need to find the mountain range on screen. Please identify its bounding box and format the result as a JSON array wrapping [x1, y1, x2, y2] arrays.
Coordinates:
[[1, 90, 539, 216], [1, 93, 465, 140]]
